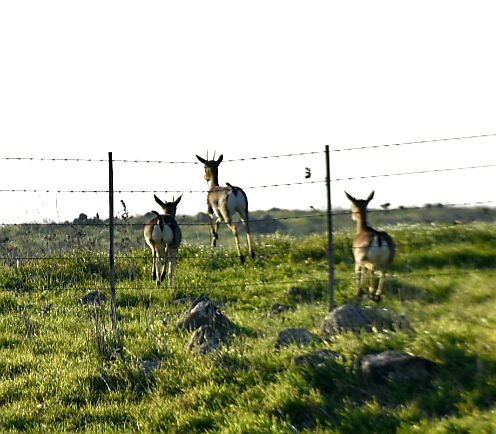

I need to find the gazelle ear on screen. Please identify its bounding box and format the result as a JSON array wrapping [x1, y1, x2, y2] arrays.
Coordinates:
[[173, 194, 183, 206], [366, 191, 375, 203], [196, 155, 207, 165], [345, 191, 355, 202], [216, 154, 224, 165], [154, 194, 165, 208]]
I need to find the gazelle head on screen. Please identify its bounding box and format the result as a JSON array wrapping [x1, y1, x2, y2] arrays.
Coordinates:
[[196, 154, 223, 183], [154, 194, 182, 217], [345, 191, 374, 221]]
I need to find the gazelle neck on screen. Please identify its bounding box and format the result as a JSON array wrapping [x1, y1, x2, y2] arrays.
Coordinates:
[[354, 211, 368, 234], [210, 174, 219, 188], [206, 168, 220, 188]]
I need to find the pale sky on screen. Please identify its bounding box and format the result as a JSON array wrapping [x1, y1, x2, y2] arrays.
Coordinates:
[[1, 1, 495, 223]]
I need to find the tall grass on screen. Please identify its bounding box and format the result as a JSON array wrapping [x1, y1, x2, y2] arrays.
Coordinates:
[[0, 222, 495, 432]]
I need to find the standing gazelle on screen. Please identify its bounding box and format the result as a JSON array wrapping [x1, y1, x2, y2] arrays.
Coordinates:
[[144, 194, 182, 286], [345, 191, 395, 301], [196, 154, 255, 263]]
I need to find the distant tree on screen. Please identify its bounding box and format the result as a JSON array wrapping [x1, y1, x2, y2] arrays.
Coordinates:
[[251, 214, 287, 234], [73, 213, 88, 224]]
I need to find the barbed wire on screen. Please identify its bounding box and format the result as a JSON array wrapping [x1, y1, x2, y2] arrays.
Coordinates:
[[0, 144, 493, 320], [329, 132, 496, 153], [1, 132, 494, 164], [0, 153, 318, 164], [0, 180, 321, 194], [1, 163, 494, 195], [332, 163, 496, 182]]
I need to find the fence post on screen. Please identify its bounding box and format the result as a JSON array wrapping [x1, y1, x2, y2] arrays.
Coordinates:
[[108, 152, 118, 333], [325, 145, 336, 310]]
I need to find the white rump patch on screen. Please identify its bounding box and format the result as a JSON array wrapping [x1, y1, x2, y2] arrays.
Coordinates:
[[152, 224, 174, 244], [367, 238, 391, 265]]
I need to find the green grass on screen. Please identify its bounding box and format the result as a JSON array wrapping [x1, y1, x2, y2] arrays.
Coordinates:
[[0, 222, 495, 432]]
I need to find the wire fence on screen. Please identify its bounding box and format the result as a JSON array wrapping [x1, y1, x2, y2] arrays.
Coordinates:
[[1, 163, 495, 194], [0, 134, 495, 303], [2, 132, 495, 163]]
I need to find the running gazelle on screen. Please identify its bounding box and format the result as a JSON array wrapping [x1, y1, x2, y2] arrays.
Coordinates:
[[143, 194, 182, 286], [345, 191, 395, 301], [195, 154, 255, 263]]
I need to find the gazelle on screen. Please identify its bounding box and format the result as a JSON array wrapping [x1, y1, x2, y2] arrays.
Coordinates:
[[195, 154, 255, 263], [143, 194, 182, 286], [345, 191, 395, 301]]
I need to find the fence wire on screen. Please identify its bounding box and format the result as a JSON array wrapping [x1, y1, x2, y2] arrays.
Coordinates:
[[2, 132, 494, 163], [1, 163, 495, 195], [0, 135, 495, 301]]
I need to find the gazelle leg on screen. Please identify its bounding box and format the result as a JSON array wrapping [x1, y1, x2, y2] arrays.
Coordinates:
[[156, 255, 162, 286], [152, 249, 157, 281], [213, 218, 222, 247], [207, 210, 220, 248], [167, 249, 177, 287], [159, 264, 166, 284], [159, 251, 167, 284], [375, 270, 386, 301], [355, 263, 364, 296], [209, 219, 221, 247], [227, 221, 245, 264], [368, 267, 376, 296], [242, 218, 255, 259]]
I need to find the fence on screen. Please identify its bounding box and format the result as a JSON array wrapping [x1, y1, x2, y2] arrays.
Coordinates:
[[0, 133, 495, 312]]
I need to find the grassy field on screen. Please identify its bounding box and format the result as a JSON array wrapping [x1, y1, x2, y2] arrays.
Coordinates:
[[0, 221, 495, 432]]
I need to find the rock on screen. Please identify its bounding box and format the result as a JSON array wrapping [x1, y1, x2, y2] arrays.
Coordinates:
[[188, 325, 224, 354], [178, 295, 235, 333], [293, 349, 340, 367], [322, 303, 411, 337], [179, 295, 236, 354], [361, 350, 436, 382], [79, 290, 106, 305], [276, 328, 320, 349]]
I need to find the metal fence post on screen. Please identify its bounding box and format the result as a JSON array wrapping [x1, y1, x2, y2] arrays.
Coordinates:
[[108, 152, 118, 333], [325, 145, 336, 310]]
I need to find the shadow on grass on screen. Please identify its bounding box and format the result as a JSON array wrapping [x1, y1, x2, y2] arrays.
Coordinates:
[[337, 277, 455, 306], [283, 336, 496, 432], [382, 277, 455, 304], [399, 249, 496, 271], [286, 282, 327, 305], [87, 359, 158, 404]]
